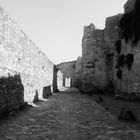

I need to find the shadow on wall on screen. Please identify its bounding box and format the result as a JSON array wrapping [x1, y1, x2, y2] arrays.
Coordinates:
[[0, 74, 24, 116], [33, 86, 52, 103]]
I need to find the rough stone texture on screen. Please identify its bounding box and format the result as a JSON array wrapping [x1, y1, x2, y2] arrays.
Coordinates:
[[57, 61, 76, 87], [0, 7, 54, 105], [113, 0, 140, 94], [81, 24, 107, 93], [80, 0, 140, 95], [104, 14, 122, 87], [114, 40, 140, 94]]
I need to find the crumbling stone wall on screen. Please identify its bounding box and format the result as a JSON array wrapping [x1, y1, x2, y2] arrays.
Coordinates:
[[114, 0, 140, 94], [80, 0, 140, 96], [0, 7, 54, 108], [81, 24, 107, 93], [104, 14, 122, 89], [57, 61, 76, 87], [114, 40, 140, 93]]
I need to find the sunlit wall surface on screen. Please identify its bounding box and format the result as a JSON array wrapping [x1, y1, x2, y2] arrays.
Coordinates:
[[0, 7, 54, 103]]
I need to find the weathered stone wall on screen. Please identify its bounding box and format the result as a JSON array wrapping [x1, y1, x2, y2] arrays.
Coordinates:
[[104, 14, 122, 87], [0, 6, 54, 108], [80, 0, 140, 96], [57, 61, 76, 87], [114, 0, 140, 94], [114, 40, 140, 93], [81, 24, 107, 93]]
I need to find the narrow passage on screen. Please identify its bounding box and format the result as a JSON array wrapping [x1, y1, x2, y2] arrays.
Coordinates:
[[0, 87, 140, 140]]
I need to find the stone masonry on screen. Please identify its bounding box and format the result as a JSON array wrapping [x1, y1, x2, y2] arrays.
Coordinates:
[[0, 7, 55, 114], [80, 0, 140, 96], [81, 24, 107, 93], [114, 0, 140, 94]]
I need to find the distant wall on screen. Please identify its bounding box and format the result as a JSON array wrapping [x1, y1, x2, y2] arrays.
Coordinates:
[[57, 61, 76, 87], [0, 7, 54, 107], [57, 70, 63, 88]]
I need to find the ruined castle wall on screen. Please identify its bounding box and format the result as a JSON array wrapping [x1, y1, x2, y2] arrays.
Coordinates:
[[0, 7, 54, 108], [104, 15, 122, 86], [81, 24, 107, 92], [114, 39, 140, 94], [114, 0, 140, 94]]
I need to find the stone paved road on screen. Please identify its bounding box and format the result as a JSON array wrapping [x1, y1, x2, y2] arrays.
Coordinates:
[[0, 87, 140, 140]]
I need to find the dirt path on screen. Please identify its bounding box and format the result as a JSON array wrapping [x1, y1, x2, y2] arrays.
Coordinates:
[[0, 87, 140, 140]]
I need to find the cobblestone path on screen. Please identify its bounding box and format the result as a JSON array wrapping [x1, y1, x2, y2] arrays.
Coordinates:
[[0, 87, 140, 140]]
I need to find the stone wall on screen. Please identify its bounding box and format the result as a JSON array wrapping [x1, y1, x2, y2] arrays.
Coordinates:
[[114, 0, 140, 94], [81, 24, 107, 93], [57, 61, 76, 87], [104, 14, 122, 87], [0, 6, 54, 110], [114, 40, 140, 93], [80, 0, 140, 96]]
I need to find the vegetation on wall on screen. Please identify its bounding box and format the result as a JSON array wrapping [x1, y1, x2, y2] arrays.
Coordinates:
[[119, 0, 140, 45]]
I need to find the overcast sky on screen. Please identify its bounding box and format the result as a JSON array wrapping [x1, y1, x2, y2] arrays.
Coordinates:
[[0, 0, 127, 64]]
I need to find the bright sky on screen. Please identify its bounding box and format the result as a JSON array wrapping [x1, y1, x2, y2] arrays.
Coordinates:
[[0, 0, 127, 64]]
